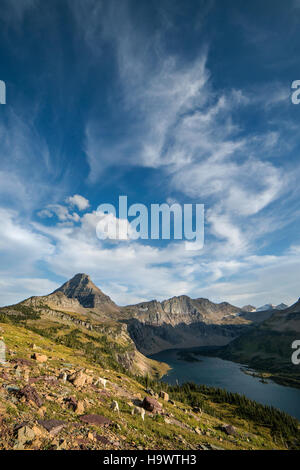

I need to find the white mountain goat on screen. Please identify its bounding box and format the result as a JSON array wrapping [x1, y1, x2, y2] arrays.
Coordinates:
[[95, 377, 107, 389], [131, 406, 145, 421], [110, 400, 120, 414]]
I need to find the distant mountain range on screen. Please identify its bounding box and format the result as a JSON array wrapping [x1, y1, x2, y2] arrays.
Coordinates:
[[256, 303, 289, 312], [22, 273, 251, 355], [242, 303, 289, 312], [1, 273, 299, 387]]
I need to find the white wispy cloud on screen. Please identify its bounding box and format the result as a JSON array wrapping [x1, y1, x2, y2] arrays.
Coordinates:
[[0, 109, 69, 213], [66, 195, 90, 211], [37, 204, 80, 223], [35, 0, 297, 308], [0, 199, 299, 307], [76, 1, 291, 223], [197, 253, 300, 307], [0, 0, 299, 309], [0, 208, 54, 278]]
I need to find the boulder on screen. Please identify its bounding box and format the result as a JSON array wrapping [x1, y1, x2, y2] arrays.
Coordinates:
[[142, 396, 162, 413], [221, 424, 237, 436], [18, 385, 43, 407], [85, 375, 94, 385], [66, 396, 78, 411], [37, 419, 67, 436], [95, 434, 110, 445], [37, 406, 46, 417], [80, 414, 112, 427], [68, 370, 87, 388], [159, 391, 169, 402], [59, 371, 68, 383], [24, 369, 30, 383], [75, 400, 85, 415], [13, 442, 25, 451], [6, 385, 20, 394], [11, 358, 33, 367], [14, 366, 22, 378], [32, 425, 47, 438], [17, 426, 35, 444], [192, 407, 202, 414], [31, 353, 48, 363]]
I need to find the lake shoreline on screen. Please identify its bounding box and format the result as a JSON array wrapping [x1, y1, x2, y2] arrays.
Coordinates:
[[150, 347, 300, 420], [154, 345, 300, 391]]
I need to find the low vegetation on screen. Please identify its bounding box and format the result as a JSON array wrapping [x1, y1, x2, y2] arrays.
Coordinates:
[[137, 377, 300, 449], [0, 304, 299, 451]]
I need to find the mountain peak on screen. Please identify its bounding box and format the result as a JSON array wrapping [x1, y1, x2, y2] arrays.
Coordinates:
[[256, 303, 289, 312], [241, 305, 256, 312], [68, 273, 93, 287], [73, 273, 91, 280], [276, 303, 288, 310], [52, 273, 116, 309]]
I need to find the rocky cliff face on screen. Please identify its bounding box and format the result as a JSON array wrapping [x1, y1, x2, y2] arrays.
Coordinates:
[[122, 295, 249, 354], [124, 295, 242, 327], [126, 319, 249, 355]]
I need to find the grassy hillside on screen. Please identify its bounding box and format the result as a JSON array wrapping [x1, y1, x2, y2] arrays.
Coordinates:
[[0, 318, 299, 450], [0, 303, 168, 378]]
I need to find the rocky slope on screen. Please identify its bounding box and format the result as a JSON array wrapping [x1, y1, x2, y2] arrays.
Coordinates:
[[0, 297, 165, 379], [0, 275, 299, 450], [238, 309, 275, 324], [0, 320, 298, 450]]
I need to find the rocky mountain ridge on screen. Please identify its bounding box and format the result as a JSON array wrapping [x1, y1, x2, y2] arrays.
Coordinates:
[[2, 273, 298, 364], [256, 303, 289, 312], [122, 295, 248, 355], [125, 295, 242, 326], [12, 274, 253, 355]]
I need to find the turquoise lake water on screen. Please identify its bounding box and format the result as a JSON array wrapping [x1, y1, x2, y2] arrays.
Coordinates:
[[151, 349, 300, 420]]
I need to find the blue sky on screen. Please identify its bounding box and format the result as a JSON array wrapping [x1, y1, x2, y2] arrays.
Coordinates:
[[0, 0, 300, 307]]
